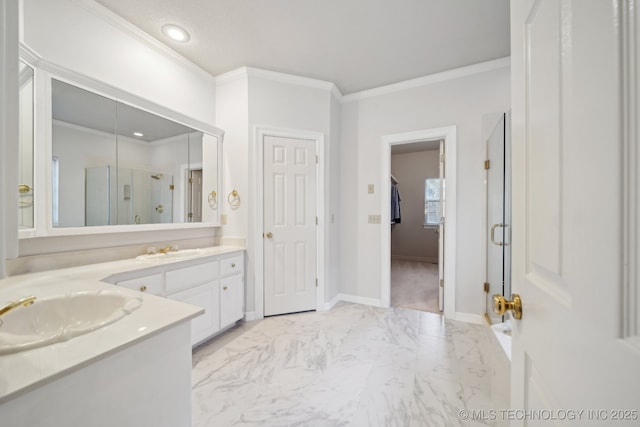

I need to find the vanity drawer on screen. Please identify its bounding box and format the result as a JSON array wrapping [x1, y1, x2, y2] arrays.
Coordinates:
[[166, 261, 219, 295], [117, 273, 164, 296], [221, 254, 243, 277]]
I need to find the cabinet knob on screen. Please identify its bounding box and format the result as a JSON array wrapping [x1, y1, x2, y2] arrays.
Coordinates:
[[231, 263, 236, 268], [139, 285, 147, 292], [223, 286, 228, 291]]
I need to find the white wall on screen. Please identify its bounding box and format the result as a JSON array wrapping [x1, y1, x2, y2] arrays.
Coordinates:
[[16, 0, 219, 258], [22, 0, 215, 125], [391, 149, 440, 262], [216, 69, 339, 313], [339, 64, 510, 317], [1, 0, 20, 276], [327, 92, 342, 303]]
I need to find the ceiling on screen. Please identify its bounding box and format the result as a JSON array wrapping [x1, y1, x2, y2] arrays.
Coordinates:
[[391, 139, 442, 155], [52, 79, 191, 142], [94, 0, 510, 95]]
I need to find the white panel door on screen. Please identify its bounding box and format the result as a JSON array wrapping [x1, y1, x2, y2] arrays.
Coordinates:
[[263, 135, 317, 316], [438, 140, 445, 312], [511, 0, 640, 421]]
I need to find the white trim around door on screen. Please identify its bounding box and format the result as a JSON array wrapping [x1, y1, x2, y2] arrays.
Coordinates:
[[381, 126, 457, 319], [253, 126, 326, 319]]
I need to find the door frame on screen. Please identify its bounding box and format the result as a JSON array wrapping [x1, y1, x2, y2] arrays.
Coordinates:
[[381, 126, 457, 318], [253, 126, 325, 319]]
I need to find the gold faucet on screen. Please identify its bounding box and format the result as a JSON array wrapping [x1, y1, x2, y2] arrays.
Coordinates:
[[158, 245, 176, 254], [0, 296, 37, 317]]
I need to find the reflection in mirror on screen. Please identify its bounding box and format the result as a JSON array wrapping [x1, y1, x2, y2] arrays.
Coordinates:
[[18, 61, 35, 229], [52, 79, 117, 227], [187, 130, 203, 223], [50, 79, 218, 227], [114, 102, 189, 225]]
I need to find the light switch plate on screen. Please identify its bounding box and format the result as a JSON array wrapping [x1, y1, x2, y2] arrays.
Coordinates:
[[368, 214, 381, 224], [221, 214, 227, 225]]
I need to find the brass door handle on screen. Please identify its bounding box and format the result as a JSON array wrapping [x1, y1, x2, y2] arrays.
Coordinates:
[[265, 232, 273, 239], [493, 294, 522, 320]]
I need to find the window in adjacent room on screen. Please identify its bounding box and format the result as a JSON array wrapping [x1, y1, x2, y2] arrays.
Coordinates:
[[424, 178, 440, 226]]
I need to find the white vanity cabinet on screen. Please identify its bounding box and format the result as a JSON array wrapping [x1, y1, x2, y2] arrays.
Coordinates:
[[115, 273, 164, 296], [166, 261, 221, 346], [220, 253, 244, 329], [104, 249, 244, 347]]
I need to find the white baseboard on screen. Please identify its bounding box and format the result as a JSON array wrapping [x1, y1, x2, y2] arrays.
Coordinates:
[[243, 311, 256, 321], [324, 293, 342, 311], [391, 255, 438, 263], [333, 293, 383, 308], [454, 312, 484, 324]]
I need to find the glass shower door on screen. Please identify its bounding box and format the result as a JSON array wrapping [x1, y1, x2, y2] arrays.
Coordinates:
[[485, 112, 512, 323]]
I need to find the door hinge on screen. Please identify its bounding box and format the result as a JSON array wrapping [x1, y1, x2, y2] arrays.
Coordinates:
[[316, 216, 318, 225], [484, 160, 491, 170], [315, 278, 318, 288], [439, 279, 444, 288], [483, 313, 492, 325], [440, 154, 446, 163], [483, 282, 490, 293], [188, 178, 193, 184], [169, 184, 175, 190], [316, 155, 319, 164]]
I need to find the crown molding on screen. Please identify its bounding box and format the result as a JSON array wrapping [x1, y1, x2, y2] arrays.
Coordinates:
[[18, 42, 42, 65], [215, 66, 344, 98], [215, 67, 249, 86], [70, 0, 215, 82], [342, 56, 511, 103]]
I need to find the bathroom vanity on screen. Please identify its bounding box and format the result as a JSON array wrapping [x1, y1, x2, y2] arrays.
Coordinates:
[[0, 245, 244, 426], [104, 246, 245, 347]]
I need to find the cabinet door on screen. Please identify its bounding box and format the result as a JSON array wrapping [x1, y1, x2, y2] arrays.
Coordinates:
[[170, 281, 220, 346], [165, 261, 218, 295], [116, 273, 164, 296], [220, 275, 243, 329]]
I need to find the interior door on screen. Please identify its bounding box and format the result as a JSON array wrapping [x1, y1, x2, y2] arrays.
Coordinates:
[[189, 169, 203, 222], [486, 113, 507, 323], [437, 140, 445, 312], [510, 0, 640, 419], [263, 135, 317, 316]]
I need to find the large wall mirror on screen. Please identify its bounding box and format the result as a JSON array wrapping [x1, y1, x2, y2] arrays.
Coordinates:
[[50, 78, 220, 229], [18, 61, 35, 229]]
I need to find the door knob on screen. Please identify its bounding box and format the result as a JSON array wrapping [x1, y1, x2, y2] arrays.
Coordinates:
[[265, 232, 273, 239], [493, 294, 522, 320]]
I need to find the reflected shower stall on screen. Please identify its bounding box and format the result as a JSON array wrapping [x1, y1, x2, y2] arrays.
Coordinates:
[[85, 166, 174, 226]]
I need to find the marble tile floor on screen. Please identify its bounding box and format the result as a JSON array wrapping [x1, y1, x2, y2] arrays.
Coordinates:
[[192, 303, 497, 427]]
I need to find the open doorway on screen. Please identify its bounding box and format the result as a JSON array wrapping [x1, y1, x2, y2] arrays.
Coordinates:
[[390, 140, 443, 313], [381, 126, 457, 319]]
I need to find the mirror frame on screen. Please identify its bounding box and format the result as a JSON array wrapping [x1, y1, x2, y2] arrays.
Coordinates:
[[18, 47, 224, 239]]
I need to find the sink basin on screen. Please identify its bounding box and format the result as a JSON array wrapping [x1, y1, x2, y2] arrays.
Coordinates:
[[0, 290, 142, 355], [136, 248, 205, 262]]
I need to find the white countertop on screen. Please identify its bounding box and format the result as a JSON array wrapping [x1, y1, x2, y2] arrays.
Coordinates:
[[0, 245, 244, 403]]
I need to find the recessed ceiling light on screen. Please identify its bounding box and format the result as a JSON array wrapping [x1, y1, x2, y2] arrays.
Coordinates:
[[162, 24, 190, 43], [133, 132, 144, 137]]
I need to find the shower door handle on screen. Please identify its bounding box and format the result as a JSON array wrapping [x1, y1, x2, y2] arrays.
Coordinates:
[[490, 223, 505, 246]]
